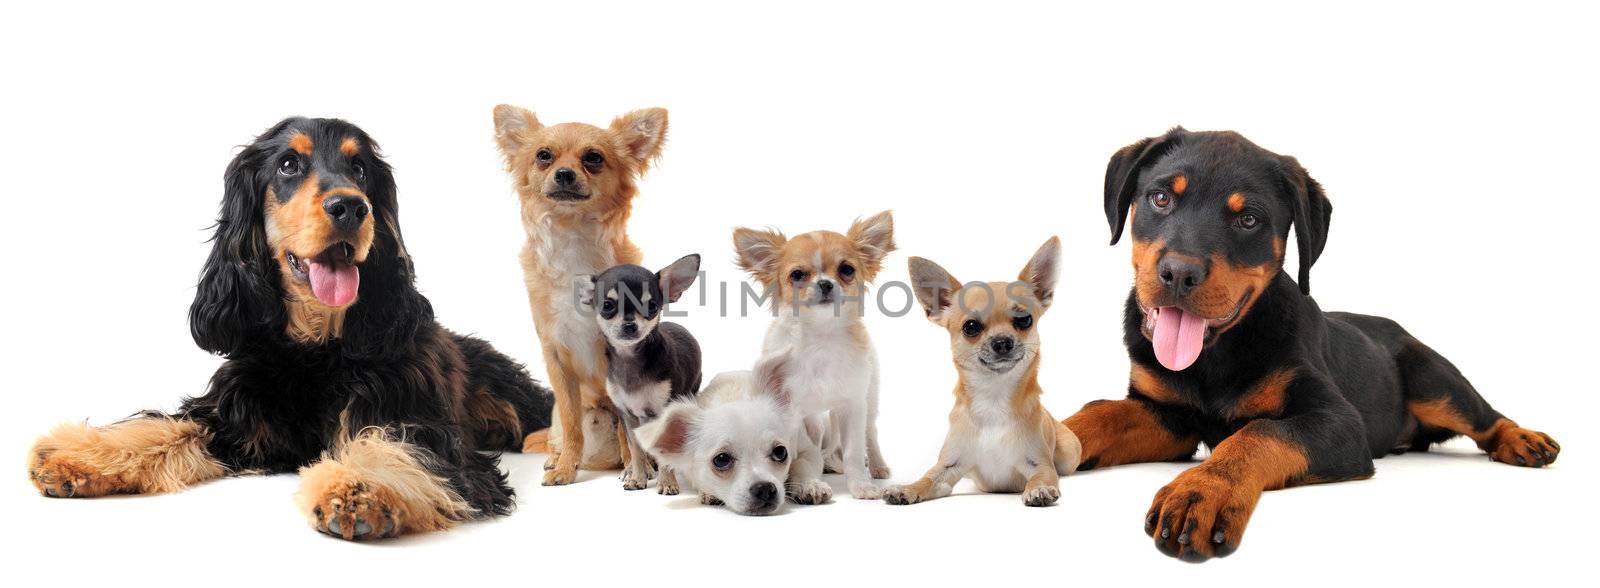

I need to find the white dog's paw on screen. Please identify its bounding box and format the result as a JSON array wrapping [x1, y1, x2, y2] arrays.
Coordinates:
[[869, 465, 892, 480], [849, 481, 883, 500], [699, 492, 724, 506], [787, 480, 833, 505], [657, 472, 680, 496], [1022, 484, 1060, 507]]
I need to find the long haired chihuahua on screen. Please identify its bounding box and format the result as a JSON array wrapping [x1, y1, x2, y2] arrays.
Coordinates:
[[883, 237, 1082, 506], [732, 211, 895, 499], [494, 104, 668, 485], [637, 352, 832, 515], [580, 254, 703, 493]]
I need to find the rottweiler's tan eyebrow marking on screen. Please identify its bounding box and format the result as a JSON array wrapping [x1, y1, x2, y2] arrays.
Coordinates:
[[1228, 193, 1246, 212], [288, 132, 313, 155], [340, 137, 359, 156], [1171, 175, 1188, 195]]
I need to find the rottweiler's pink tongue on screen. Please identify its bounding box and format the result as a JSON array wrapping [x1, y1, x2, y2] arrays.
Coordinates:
[[306, 258, 359, 307], [1152, 307, 1207, 371]]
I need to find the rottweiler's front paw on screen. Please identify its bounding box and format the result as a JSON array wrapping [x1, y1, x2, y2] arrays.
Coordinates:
[[1146, 468, 1256, 562], [1488, 426, 1559, 468]]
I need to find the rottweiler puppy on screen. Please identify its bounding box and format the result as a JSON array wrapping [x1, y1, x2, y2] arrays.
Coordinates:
[[1065, 127, 1560, 562]]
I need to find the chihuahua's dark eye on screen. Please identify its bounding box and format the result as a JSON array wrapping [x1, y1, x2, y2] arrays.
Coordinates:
[[351, 161, 366, 181], [1237, 213, 1259, 229], [1149, 191, 1172, 210], [581, 150, 604, 168], [600, 300, 616, 315], [711, 452, 734, 471], [278, 156, 301, 176], [536, 149, 553, 163], [838, 262, 855, 280], [646, 300, 660, 316], [962, 319, 983, 338], [770, 445, 787, 463], [789, 269, 807, 283], [1012, 314, 1033, 330]]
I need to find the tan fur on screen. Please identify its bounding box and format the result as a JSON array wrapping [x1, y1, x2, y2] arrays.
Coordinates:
[[1227, 192, 1246, 212], [263, 170, 377, 344], [28, 417, 225, 497], [1064, 398, 1201, 468], [1407, 399, 1559, 466], [733, 211, 895, 308], [296, 429, 473, 540], [493, 104, 667, 484], [288, 131, 312, 154], [1171, 174, 1188, 195], [1231, 367, 1295, 419], [339, 137, 359, 156], [887, 239, 1081, 506], [1147, 425, 1312, 558]]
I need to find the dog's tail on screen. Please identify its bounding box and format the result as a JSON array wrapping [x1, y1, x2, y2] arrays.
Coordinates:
[[451, 332, 555, 452]]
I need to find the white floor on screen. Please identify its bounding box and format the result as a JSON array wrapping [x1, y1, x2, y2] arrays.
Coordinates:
[[6, 434, 1584, 587]]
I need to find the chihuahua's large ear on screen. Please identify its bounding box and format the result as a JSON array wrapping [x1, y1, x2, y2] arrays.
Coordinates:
[[907, 257, 961, 321], [640, 401, 701, 459], [847, 210, 896, 279], [752, 351, 792, 410], [493, 104, 542, 157], [1105, 127, 1187, 245], [611, 108, 669, 166], [1017, 236, 1061, 310], [732, 227, 787, 283], [1277, 156, 1332, 295], [657, 254, 701, 303]]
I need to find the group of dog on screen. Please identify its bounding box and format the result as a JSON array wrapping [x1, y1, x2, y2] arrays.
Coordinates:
[[27, 106, 1559, 562]]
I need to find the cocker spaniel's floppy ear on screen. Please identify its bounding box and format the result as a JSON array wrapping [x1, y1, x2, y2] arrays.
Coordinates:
[[188, 123, 289, 356], [335, 134, 432, 359]]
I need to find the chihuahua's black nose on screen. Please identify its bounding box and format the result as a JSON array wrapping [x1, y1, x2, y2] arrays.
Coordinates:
[[750, 481, 778, 506], [554, 168, 577, 186], [323, 195, 368, 232], [990, 336, 1015, 356], [620, 322, 638, 337], [817, 280, 835, 296], [1158, 256, 1207, 298]]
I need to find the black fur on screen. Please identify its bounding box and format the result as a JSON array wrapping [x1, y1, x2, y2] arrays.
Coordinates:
[[591, 258, 704, 427], [177, 117, 552, 517]]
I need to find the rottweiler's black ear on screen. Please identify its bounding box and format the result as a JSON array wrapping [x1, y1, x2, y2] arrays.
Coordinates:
[[1104, 127, 1187, 245], [189, 133, 285, 356], [1278, 156, 1332, 295]]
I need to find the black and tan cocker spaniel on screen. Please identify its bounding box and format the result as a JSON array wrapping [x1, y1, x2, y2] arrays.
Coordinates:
[[26, 117, 553, 541]]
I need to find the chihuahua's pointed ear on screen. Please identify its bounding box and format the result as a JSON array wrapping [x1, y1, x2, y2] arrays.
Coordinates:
[[1018, 236, 1061, 310], [574, 275, 597, 310], [611, 107, 669, 166], [752, 351, 792, 410], [1105, 127, 1187, 245], [1277, 156, 1332, 295], [657, 254, 701, 303], [908, 257, 961, 321], [641, 401, 701, 459], [733, 227, 787, 283], [847, 210, 896, 279], [493, 104, 542, 156]]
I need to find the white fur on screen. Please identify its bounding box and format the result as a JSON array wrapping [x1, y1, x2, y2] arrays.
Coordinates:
[[524, 211, 620, 375]]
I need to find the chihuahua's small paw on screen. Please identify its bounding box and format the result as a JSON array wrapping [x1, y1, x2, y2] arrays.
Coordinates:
[[657, 470, 680, 495], [870, 465, 892, 480], [542, 465, 577, 486], [849, 481, 883, 500], [1023, 484, 1060, 507], [788, 479, 833, 505], [620, 463, 652, 491], [881, 485, 923, 506], [699, 492, 724, 506]]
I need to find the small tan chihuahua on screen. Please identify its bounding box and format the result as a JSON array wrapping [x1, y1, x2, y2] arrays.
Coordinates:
[[883, 236, 1081, 507]]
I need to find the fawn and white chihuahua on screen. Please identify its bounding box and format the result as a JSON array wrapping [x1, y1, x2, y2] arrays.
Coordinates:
[[732, 211, 895, 499], [494, 104, 668, 485], [637, 352, 833, 515], [883, 237, 1082, 506]]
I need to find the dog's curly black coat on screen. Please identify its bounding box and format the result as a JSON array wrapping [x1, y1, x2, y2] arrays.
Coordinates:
[[179, 117, 552, 515]]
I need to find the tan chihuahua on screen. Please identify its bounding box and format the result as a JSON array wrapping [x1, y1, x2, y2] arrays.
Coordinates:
[[493, 104, 668, 485], [883, 237, 1081, 506]]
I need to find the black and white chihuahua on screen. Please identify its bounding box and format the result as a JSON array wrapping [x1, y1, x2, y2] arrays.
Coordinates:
[[581, 254, 703, 492]]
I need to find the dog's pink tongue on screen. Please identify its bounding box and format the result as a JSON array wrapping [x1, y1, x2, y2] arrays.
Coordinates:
[[307, 259, 359, 307], [1152, 307, 1207, 371]]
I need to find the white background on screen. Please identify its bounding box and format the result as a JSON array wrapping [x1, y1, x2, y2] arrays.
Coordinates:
[[2, 1, 1594, 586]]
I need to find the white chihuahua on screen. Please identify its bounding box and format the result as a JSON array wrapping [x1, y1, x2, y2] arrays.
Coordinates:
[[731, 210, 895, 499], [637, 354, 831, 515]]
